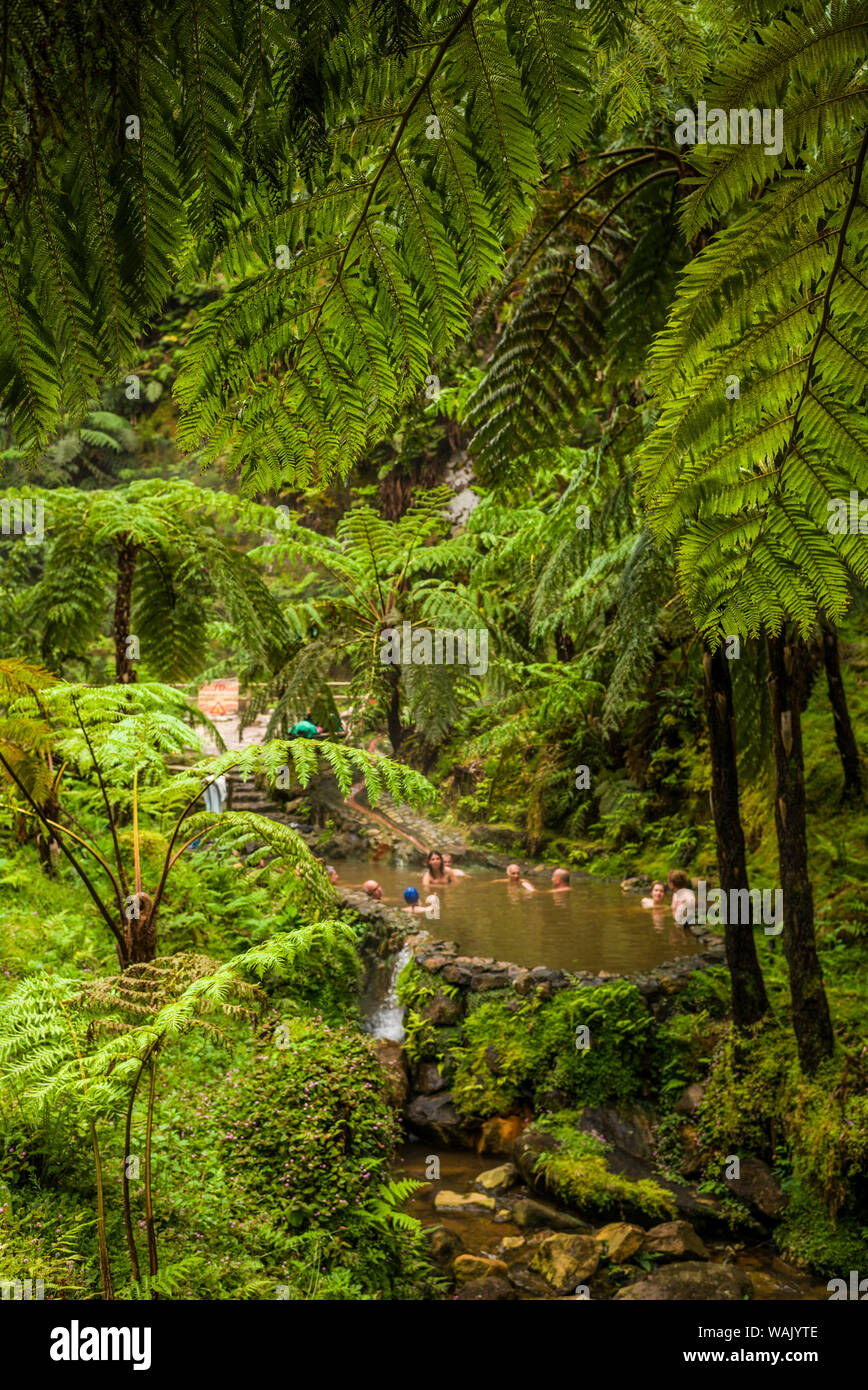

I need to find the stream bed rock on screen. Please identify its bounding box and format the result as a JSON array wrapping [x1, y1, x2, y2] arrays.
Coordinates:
[[531, 1233, 600, 1293], [614, 1261, 752, 1301]]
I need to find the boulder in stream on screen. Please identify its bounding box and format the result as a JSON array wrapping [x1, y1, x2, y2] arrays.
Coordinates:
[[478, 1114, 526, 1154], [641, 1220, 709, 1261], [593, 1222, 645, 1262], [531, 1234, 600, 1294], [424, 1226, 463, 1266], [404, 1092, 478, 1148], [474, 1161, 518, 1193], [453, 1254, 509, 1283], [455, 1276, 518, 1300], [614, 1261, 751, 1301], [434, 1190, 496, 1213], [512, 1198, 589, 1232]]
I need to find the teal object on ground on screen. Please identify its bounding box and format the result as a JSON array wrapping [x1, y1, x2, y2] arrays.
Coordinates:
[[289, 719, 318, 739]]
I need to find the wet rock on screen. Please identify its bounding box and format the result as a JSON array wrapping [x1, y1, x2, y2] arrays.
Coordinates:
[[531, 1234, 600, 1294], [484, 1044, 503, 1075], [529, 966, 571, 991], [506, 1265, 553, 1298], [593, 1222, 645, 1262], [434, 1190, 496, 1212], [424, 1225, 463, 1265], [512, 1198, 589, 1233], [475, 1162, 518, 1193], [470, 969, 512, 991], [493, 1209, 512, 1222], [404, 1092, 478, 1148], [575, 1107, 730, 1234], [414, 1062, 448, 1094], [403, 932, 432, 952], [513, 1127, 558, 1186], [620, 876, 651, 892], [477, 1114, 525, 1155], [441, 963, 472, 987], [724, 1157, 786, 1220], [422, 954, 449, 973], [641, 1220, 709, 1261], [374, 1039, 409, 1108], [674, 1082, 705, 1115], [635, 977, 662, 1003], [453, 1254, 509, 1283], [497, 1235, 527, 1257], [614, 1261, 751, 1301], [420, 992, 463, 1026], [748, 1269, 783, 1298], [455, 1276, 518, 1300]]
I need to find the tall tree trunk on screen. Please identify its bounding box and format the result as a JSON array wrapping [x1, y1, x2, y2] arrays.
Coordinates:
[[702, 642, 769, 1027], [113, 537, 139, 683], [385, 666, 404, 752], [766, 628, 834, 1073], [820, 622, 862, 803]]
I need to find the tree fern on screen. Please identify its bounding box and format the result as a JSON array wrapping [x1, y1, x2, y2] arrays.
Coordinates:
[[1, 0, 596, 484], [638, 2, 868, 642]]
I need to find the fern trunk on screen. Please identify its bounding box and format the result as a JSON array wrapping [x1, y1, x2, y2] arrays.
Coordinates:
[[701, 643, 769, 1027], [766, 629, 834, 1073], [113, 537, 139, 683], [386, 666, 404, 752], [820, 623, 862, 805]]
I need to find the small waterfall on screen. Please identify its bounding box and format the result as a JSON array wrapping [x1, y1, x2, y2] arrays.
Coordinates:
[[361, 943, 413, 1042]]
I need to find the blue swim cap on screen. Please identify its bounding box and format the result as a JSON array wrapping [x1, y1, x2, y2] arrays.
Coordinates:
[[403, 886, 420, 905]]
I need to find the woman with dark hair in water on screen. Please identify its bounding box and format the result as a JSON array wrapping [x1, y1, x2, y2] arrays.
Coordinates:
[[423, 850, 453, 887]]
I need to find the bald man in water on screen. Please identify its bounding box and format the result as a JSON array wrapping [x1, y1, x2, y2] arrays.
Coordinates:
[[490, 863, 536, 892], [550, 868, 571, 892], [363, 879, 384, 901]]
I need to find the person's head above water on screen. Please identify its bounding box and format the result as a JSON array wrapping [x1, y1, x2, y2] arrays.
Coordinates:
[[403, 886, 420, 905], [650, 881, 666, 902], [668, 870, 690, 891], [363, 880, 383, 901], [425, 850, 446, 877], [552, 868, 570, 887], [325, 865, 339, 884], [506, 863, 522, 879]]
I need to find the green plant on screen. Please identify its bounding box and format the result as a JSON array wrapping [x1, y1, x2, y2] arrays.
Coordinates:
[[450, 981, 655, 1118], [532, 1112, 677, 1222]]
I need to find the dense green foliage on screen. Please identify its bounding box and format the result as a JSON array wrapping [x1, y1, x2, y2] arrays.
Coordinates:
[[1, 0, 867, 1304]]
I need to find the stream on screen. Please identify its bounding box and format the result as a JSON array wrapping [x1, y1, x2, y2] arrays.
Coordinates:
[[393, 1142, 829, 1301]]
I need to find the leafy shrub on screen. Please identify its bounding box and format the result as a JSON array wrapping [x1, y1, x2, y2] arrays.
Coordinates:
[[776, 1173, 868, 1280], [451, 981, 655, 1119], [213, 1014, 430, 1298]]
